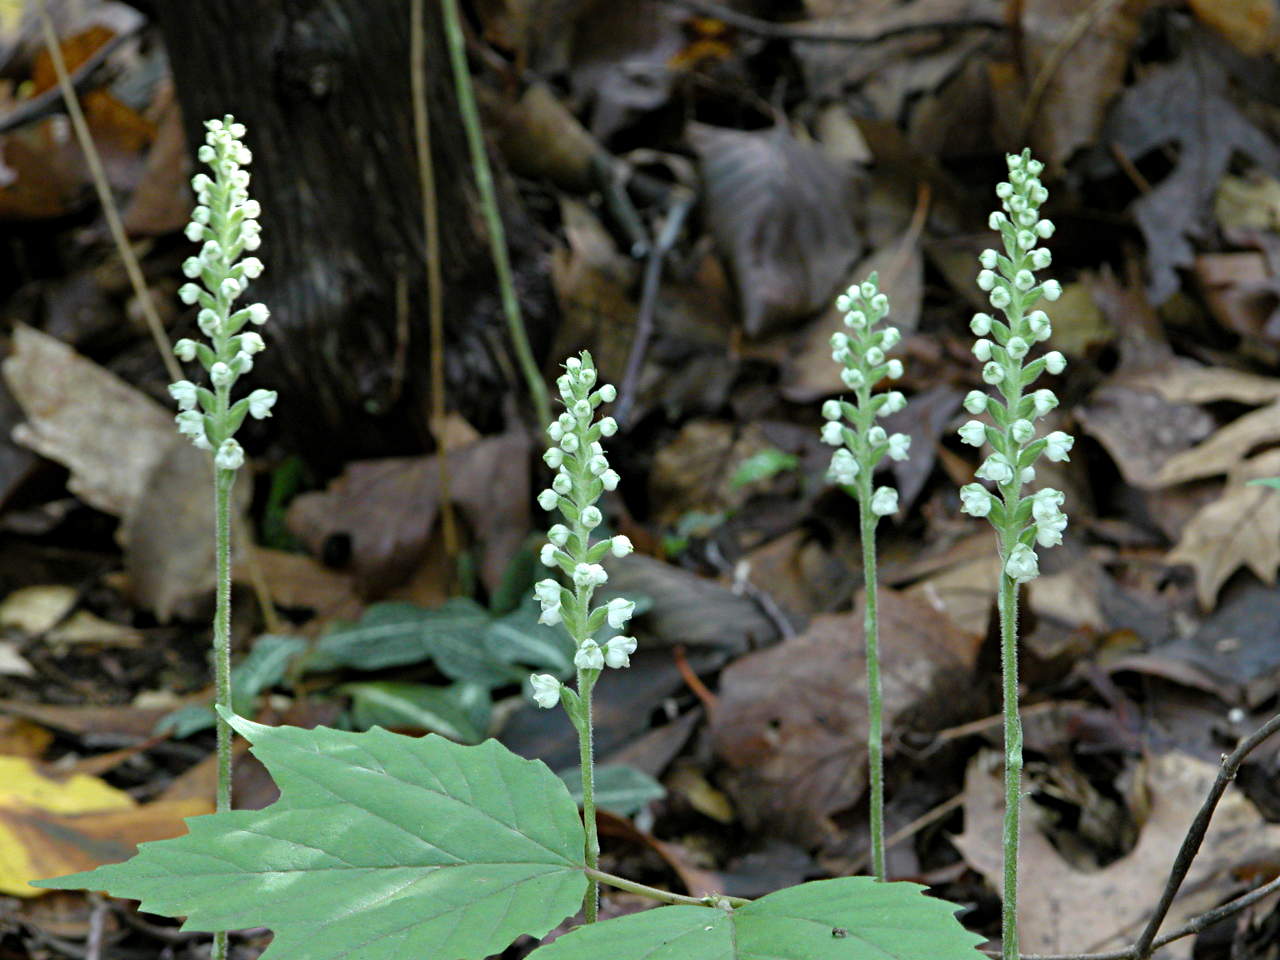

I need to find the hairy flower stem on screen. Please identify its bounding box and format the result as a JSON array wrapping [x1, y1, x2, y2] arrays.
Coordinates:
[[998, 568, 1022, 960], [576, 669, 600, 923], [858, 493, 885, 881], [212, 467, 234, 960]]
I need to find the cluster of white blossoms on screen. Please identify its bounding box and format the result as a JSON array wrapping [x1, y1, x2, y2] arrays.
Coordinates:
[[529, 352, 637, 710], [822, 271, 910, 517], [958, 149, 1073, 583], [168, 116, 276, 472]]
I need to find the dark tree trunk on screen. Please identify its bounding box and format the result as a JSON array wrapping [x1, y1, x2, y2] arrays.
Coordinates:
[[154, 0, 538, 463]]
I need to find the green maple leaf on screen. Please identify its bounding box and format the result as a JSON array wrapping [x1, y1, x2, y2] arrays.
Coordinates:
[[35, 714, 588, 960], [529, 877, 986, 960]]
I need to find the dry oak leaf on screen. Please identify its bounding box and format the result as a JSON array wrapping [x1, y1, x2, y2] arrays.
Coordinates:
[[1167, 448, 1280, 609], [0, 756, 208, 897], [953, 749, 1280, 958], [711, 588, 980, 844]]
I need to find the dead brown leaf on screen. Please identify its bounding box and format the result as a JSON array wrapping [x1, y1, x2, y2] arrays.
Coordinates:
[[711, 588, 980, 844], [286, 432, 530, 598], [953, 749, 1280, 957], [1076, 384, 1214, 489], [690, 123, 863, 337]]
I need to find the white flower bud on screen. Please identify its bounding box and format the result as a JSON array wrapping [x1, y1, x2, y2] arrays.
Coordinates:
[[864, 346, 884, 366], [575, 639, 605, 671], [867, 426, 887, 445], [959, 483, 992, 517], [184, 221, 205, 243], [979, 249, 999, 269], [821, 421, 844, 446], [870, 486, 898, 517], [1018, 209, 1038, 228], [540, 543, 559, 567], [248, 389, 277, 419], [1017, 230, 1036, 251], [606, 597, 636, 629], [1020, 466, 1036, 483], [971, 313, 993, 336], [596, 384, 617, 404], [989, 212, 1008, 229], [973, 339, 993, 362], [1031, 389, 1058, 417], [982, 361, 1005, 384], [977, 270, 997, 291], [1044, 350, 1066, 374], [870, 293, 889, 314], [1030, 248, 1052, 270], [976, 453, 1014, 485], [220, 277, 242, 299], [963, 390, 988, 415], [543, 447, 564, 469], [1041, 280, 1063, 302], [247, 303, 270, 325], [1006, 337, 1029, 359], [534, 578, 560, 604], [581, 506, 603, 529], [598, 417, 618, 437], [1014, 270, 1035, 291], [989, 286, 1012, 309], [1005, 543, 1040, 583], [240, 257, 263, 279], [572, 399, 592, 422], [611, 535, 633, 558], [560, 433, 579, 454], [840, 367, 865, 390], [174, 338, 198, 362], [880, 391, 907, 415], [600, 469, 620, 491], [995, 182, 1013, 199], [1035, 219, 1055, 239], [887, 433, 910, 461], [822, 400, 842, 421], [236, 332, 265, 355], [210, 362, 234, 387], [885, 358, 904, 379], [1044, 430, 1074, 462], [538, 489, 559, 511], [958, 420, 987, 447], [828, 448, 859, 485], [603, 636, 637, 669], [530, 673, 561, 709], [178, 283, 201, 305], [860, 280, 877, 298], [215, 438, 245, 471], [880, 326, 901, 349], [168, 380, 199, 411], [552, 473, 572, 495], [845, 310, 867, 330]]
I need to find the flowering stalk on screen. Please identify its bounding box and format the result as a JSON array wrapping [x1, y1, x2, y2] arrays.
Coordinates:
[[167, 115, 276, 960], [822, 272, 910, 882], [528, 352, 636, 924], [957, 149, 1072, 960]]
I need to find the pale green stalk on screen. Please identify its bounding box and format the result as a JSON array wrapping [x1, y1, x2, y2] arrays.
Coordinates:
[[857, 485, 885, 881], [439, 0, 552, 428]]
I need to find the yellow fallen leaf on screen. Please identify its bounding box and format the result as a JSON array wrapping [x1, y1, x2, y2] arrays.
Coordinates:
[[0, 756, 209, 897], [0, 585, 77, 634]]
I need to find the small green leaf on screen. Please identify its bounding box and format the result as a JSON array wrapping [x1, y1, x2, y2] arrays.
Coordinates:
[[491, 546, 539, 615], [557, 764, 665, 815], [730, 448, 798, 490], [528, 877, 985, 960], [342, 680, 490, 744], [305, 602, 440, 672], [36, 717, 588, 960], [1248, 477, 1280, 490], [484, 599, 577, 677]]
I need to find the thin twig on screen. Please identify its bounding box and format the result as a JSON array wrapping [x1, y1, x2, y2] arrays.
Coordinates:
[[672, 644, 719, 712], [614, 186, 695, 426], [411, 0, 459, 567], [978, 712, 1280, 960], [439, 0, 552, 429], [848, 792, 964, 875], [1131, 712, 1280, 957], [85, 896, 107, 960], [704, 540, 797, 640], [1018, 0, 1122, 142], [36, 1, 182, 383], [660, 0, 1003, 45]]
